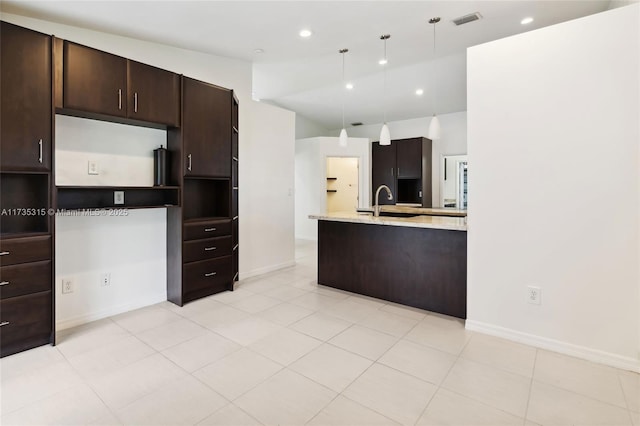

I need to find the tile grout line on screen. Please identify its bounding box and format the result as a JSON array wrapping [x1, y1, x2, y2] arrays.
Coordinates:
[[615, 369, 636, 425], [52, 318, 140, 424], [522, 348, 539, 425], [412, 323, 476, 425]]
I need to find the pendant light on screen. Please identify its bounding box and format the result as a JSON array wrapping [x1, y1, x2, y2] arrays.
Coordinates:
[[379, 34, 391, 146], [428, 17, 441, 140], [339, 48, 349, 147]]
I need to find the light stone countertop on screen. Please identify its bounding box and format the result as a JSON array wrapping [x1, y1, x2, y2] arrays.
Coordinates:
[[357, 205, 467, 217], [309, 211, 467, 231]]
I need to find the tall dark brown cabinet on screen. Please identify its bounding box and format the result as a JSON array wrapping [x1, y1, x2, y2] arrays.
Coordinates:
[[372, 137, 432, 207], [167, 77, 238, 306], [0, 22, 55, 357]]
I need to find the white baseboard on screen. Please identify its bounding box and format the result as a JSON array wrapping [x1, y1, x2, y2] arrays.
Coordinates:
[[465, 320, 640, 373], [239, 259, 297, 281], [56, 292, 167, 330]]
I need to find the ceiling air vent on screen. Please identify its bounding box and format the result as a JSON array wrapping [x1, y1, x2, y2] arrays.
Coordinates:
[[350, 122, 363, 126], [452, 12, 482, 26]]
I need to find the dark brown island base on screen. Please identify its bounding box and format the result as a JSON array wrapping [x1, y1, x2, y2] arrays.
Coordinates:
[[312, 212, 467, 319]]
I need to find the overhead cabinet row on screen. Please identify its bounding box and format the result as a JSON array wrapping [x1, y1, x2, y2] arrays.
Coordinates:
[[55, 39, 180, 127]]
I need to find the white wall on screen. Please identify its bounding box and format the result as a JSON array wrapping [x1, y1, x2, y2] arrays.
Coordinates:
[[467, 4, 639, 371], [331, 112, 468, 206], [54, 116, 168, 329], [55, 116, 165, 187], [241, 101, 296, 277], [295, 113, 330, 139], [295, 137, 370, 240], [3, 13, 296, 326]]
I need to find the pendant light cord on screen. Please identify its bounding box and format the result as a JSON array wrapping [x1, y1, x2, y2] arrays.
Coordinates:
[[433, 21, 436, 115], [429, 18, 440, 116], [342, 50, 346, 130], [382, 35, 389, 124]]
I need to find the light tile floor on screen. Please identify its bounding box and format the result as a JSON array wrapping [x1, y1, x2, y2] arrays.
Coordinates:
[[1, 239, 638, 425]]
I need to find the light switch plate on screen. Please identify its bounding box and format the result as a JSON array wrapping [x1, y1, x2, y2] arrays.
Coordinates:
[[88, 160, 99, 175], [114, 191, 124, 205]]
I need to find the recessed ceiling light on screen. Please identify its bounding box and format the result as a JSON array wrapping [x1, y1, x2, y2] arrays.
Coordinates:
[[378, 58, 388, 65], [345, 83, 354, 90], [253, 48, 264, 54], [521, 17, 534, 25], [415, 89, 424, 96], [299, 29, 312, 38]]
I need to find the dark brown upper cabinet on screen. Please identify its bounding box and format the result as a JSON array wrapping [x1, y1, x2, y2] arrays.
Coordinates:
[[182, 77, 231, 177], [371, 142, 396, 206], [59, 41, 180, 127], [127, 60, 180, 127], [0, 22, 52, 171], [396, 138, 423, 178], [63, 41, 127, 118], [372, 137, 432, 207]]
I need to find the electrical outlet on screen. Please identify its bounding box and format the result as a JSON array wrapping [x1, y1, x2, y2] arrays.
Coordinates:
[[527, 286, 542, 305], [61, 277, 74, 294], [100, 273, 111, 287], [88, 160, 99, 175], [114, 191, 124, 205]]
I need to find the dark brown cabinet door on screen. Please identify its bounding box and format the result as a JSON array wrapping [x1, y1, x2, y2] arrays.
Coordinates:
[[371, 142, 396, 205], [63, 41, 127, 117], [396, 138, 422, 178], [0, 22, 52, 171], [127, 61, 179, 126], [182, 77, 231, 177]]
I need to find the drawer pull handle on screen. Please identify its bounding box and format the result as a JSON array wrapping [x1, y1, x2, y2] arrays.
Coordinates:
[[233, 244, 239, 251], [204, 227, 216, 232], [0, 251, 10, 256], [118, 89, 122, 110], [0, 281, 9, 286], [233, 216, 239, 221], [204, 272, 217, 277], [204, 247, 217, 251], [187, 154, 192, 172], [232, 156, 239, 162], [134, 92, 138, 112], [0, 322, 9, 327], [38, 139, 43, 163]]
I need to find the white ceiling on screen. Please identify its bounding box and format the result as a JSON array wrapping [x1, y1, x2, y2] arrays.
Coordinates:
[[2, 1, 615, 129]]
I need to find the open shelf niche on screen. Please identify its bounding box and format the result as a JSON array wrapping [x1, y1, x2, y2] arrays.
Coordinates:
[[56, 186, 179, 210]]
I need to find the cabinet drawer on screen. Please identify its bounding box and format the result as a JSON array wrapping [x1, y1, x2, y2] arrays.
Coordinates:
[[184, 219, 231, 241], [183, 256, 232, 295], [0, 260, 51, 299], [0, 291, 52, 351], [0, 235, 51, 267], [183, 236, 231, 263]]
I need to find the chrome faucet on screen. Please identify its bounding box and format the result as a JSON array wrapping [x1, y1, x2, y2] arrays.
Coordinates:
[[374, 185, 393, 217]]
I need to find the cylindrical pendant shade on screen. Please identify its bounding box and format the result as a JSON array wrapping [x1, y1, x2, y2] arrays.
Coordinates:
[[339, 128, 348, 147], [379, 123, 391, 145], [428, 115, 441, 140]]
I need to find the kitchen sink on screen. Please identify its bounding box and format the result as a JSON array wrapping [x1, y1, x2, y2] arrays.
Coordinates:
[[378, 212, 420, 218]]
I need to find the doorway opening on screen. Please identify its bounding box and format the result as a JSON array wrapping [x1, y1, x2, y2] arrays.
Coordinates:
[[326, 157, 359, 213]]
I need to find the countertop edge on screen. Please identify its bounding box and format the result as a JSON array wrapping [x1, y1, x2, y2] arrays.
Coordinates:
[[309, 213, 467, 232]]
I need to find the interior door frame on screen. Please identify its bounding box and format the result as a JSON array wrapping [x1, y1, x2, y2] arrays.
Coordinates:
[[439, 153, 467, 208], [323, 155, 361, 214]]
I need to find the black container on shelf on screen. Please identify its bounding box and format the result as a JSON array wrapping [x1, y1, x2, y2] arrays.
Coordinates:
[[153, 145, 168, 186]]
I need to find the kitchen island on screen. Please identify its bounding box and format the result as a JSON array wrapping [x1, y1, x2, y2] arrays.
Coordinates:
[[310, 211, 467, 318]]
